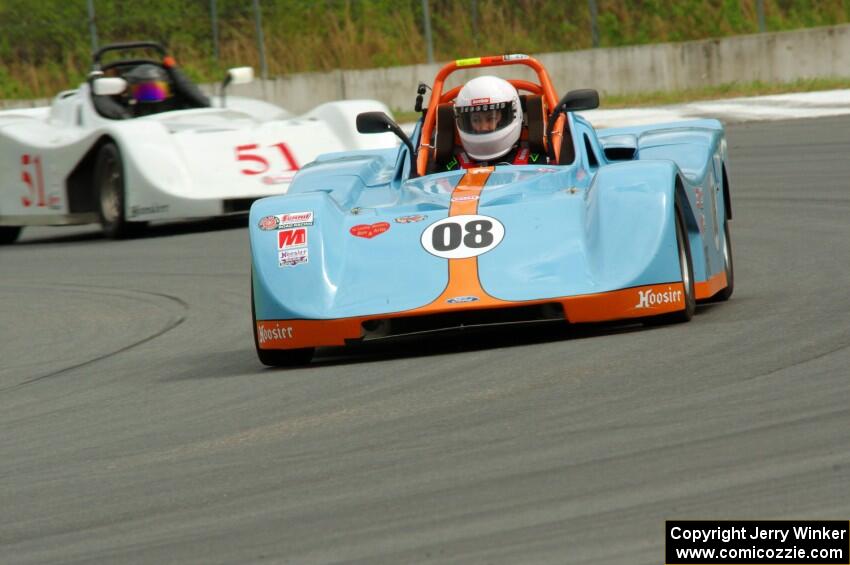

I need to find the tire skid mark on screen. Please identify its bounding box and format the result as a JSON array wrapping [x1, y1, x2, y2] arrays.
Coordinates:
[[0, 283, 188, 392]]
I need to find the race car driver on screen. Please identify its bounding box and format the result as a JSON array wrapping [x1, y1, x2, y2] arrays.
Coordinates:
[[124, 63, 175, 116], [445, 75, 544, 170]]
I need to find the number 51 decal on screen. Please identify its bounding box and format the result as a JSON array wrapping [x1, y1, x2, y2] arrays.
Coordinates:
[[235, 142, 299, 176], [421, 214, 505, 259], [20, 154, 45, 207]]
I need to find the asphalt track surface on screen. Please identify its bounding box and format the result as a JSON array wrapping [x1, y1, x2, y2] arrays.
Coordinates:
[[1, 116, 849, 564]]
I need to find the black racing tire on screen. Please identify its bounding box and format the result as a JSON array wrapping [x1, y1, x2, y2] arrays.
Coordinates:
[[94, 142, 145, 239], [645, 204, 696, 325], [713, 219, 734, 302], [251, 275, 314, 367], [0, 226, 22, 245]]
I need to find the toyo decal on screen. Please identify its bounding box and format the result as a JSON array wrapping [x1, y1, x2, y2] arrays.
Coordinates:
[[421, 214, 505, 259]]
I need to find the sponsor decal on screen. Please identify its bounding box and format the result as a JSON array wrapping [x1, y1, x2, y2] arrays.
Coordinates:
[[350, 222, 390, 239], [511, 148, 533, 165], [502, 54, 529, 61], [451, 194, 479, 202], [634, 286, 683, 309], [129, 204, 169, 217], [262, 173, 296, 185], [258, 215, 280, 230], [456, 57, 481, 67], [447, 295, 479, 304], [278, 227, 307, 250], [458, 101, 508, 113], [279, 247, 308, 267], [421, 215, 505, 259], [695, 187, 704, 209], [257, 323, 294, 344], [278, 211, 314, 228], [470, 97, 491, 105], [394, 214, 427, 224]]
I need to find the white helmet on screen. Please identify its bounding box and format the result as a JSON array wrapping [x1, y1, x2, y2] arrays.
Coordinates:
[[453, 76, 522, 161]]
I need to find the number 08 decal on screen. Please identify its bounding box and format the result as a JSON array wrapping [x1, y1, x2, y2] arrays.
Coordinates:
[[421, 214, 505, 259]]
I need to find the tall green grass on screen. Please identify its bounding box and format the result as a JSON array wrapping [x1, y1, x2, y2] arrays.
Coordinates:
[[1, 0, 850, 99]]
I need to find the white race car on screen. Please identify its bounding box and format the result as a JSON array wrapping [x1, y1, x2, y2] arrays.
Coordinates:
[[0, 41, 396, 243]]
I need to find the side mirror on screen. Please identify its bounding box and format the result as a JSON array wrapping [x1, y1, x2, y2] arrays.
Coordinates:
[[546, 88, 601, 162], [220, 67, 254, 108], [356, 112, 418, 178], [561, 89, 599, 112], [92, 77, 128, 96], [227, 66, 254, 86]]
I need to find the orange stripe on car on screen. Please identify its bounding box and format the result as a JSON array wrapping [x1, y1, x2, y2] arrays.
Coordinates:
[[416, 166, 512, 311]]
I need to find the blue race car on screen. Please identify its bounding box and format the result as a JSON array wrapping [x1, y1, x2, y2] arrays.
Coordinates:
[[248, 54, 733, 366]]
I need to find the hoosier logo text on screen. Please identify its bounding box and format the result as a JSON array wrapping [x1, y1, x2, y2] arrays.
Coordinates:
[[635, 287, 683, 309]]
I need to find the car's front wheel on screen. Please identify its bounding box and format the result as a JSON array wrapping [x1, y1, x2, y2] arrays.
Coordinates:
[[713, 219, 734, 301], [94, 142, 144, 239], [645, 204, 696, 325], [251, 275, 314, 367]]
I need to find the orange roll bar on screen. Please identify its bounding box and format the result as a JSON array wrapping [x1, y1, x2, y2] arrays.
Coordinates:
[[416, 55, 560, 176]]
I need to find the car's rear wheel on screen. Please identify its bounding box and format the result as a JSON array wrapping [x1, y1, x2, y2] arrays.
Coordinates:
[[645, 204, 695, 325], [0, 226, 22, 245], [713, 219, 734, 301], [94, 142, 145, 239], [251, 275, 314, 367]]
